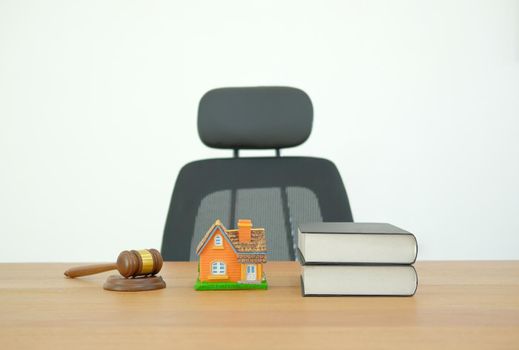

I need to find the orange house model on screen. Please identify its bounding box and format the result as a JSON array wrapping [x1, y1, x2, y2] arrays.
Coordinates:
[[194, 219, 268, 290]]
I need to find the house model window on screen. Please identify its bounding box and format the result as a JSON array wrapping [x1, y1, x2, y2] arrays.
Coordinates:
[[211, 262, 226, 275], [214, 234, 223, 246]]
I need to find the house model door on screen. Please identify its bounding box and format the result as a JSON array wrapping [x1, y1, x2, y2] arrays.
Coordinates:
[[246, 265, 256, 280]]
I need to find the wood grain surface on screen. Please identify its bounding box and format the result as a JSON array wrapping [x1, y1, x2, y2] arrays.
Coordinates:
[[0, 261, 518, 349]]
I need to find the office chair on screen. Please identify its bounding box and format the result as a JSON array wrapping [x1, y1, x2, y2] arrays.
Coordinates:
[[161, 87, 353, 261]]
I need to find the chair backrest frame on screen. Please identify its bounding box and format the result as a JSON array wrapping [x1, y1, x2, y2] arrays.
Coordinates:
[[161, 156, 353, 261]]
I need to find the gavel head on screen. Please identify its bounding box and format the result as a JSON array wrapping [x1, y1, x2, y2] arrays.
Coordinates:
[[116, 249, 163, 278]]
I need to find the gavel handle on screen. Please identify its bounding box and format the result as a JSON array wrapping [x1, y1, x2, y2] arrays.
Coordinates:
[[64, 263, 117, 278]]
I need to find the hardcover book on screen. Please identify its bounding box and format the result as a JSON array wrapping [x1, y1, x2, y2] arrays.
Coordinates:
[[300, 264, 418, 296], [298, 222, 417, 265]]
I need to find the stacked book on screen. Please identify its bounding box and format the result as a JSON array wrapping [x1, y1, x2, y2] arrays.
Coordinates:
[[298, 222, 418, 296]]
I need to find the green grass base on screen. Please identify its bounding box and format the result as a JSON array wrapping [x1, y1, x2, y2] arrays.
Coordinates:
[[194, 278, 268, 291]]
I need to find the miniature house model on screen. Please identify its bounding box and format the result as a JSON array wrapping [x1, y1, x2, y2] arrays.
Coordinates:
[[195, 219, 268, 290]]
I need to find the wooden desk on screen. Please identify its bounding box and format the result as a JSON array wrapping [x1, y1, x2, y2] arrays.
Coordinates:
[[0, 262, 518, 349]]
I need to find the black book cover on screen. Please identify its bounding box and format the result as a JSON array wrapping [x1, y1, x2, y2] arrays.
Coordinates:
[[299, 222, 413, 235]]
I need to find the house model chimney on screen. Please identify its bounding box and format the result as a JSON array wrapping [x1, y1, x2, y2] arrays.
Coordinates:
[[237, 219, 252, 243]]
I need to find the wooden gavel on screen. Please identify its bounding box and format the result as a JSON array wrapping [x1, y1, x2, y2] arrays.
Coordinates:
[[64, 249, 163, 278]]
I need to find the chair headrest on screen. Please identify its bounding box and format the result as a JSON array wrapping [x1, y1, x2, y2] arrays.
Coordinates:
[[198, 86, 313, 149]]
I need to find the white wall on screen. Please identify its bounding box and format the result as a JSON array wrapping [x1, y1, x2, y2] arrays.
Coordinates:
[[1, 0, 518, 262]]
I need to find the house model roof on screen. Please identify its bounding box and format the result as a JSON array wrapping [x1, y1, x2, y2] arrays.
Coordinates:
[[196, 219, 267, 264]]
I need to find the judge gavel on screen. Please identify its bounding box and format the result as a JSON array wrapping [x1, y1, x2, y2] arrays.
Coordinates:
[[64, 249, 163, 278]]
